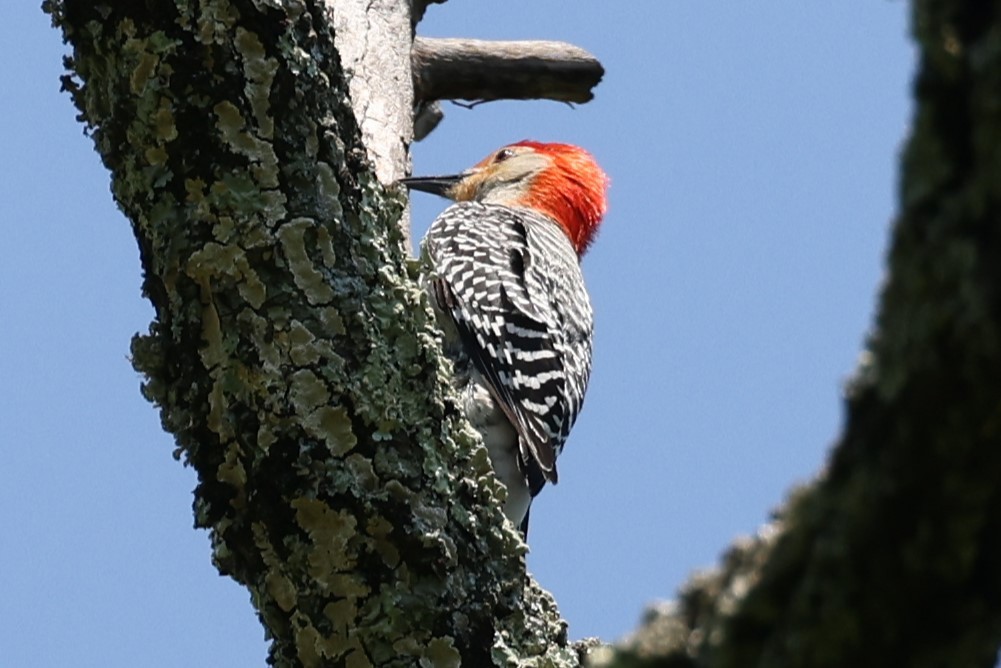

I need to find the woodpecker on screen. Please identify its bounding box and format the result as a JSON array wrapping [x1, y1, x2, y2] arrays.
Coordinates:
[[402, 141, 609, 535]]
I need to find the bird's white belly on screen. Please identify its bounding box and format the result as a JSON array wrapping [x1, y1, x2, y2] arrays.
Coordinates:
[[461, 377, 531, 528]]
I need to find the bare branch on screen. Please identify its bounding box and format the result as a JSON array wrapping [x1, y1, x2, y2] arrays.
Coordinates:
[[413, 37, 604, 104], [413, 100, 444, 141]]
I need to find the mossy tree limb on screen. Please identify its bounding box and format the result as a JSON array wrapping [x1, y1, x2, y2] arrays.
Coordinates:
[[45, 1, 577, 665], [593, 2, 1001, 666]]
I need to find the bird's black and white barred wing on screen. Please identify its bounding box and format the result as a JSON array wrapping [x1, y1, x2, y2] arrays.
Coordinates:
[[422, 201, 594, 489]]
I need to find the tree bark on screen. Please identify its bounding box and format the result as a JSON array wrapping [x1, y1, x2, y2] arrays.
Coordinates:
[[45, 0, 577, 665], [412, 37, 604, 105], [592, 2, 1001, 666]]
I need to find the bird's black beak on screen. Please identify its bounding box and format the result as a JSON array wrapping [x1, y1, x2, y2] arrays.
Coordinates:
[[398, 173, 466, 199]]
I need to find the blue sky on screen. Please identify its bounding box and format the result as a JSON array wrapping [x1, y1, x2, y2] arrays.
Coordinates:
[[1, 2, 913, 665]]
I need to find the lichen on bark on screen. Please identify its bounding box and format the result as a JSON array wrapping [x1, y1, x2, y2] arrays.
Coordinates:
[[46, 0, 577, 664]]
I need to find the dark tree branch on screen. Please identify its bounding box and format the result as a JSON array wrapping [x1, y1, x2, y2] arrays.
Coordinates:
[[412, 37, 604, 104], [411, 0, 447, 26], [591, 1, 1001, 666], [413, 100, 445, 141]]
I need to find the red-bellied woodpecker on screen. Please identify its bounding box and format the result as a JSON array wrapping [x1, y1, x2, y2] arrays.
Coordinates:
[[402, 141, 609, 535]]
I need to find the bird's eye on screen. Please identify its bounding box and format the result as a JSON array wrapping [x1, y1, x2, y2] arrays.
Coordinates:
[[494, 148, 516, 163]]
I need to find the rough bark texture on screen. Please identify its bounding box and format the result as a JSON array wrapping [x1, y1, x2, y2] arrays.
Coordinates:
[[591, 2, 1001, 665], [45, 0, 577, 665], [329, 0, 414, 245], [413, 37, 604, 105], [330, 0, 410, 185]]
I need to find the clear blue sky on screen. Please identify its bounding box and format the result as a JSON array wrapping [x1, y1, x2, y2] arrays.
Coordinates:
[[1, 2, 913, 665]]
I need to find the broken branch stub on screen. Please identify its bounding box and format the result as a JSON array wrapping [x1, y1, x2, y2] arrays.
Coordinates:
[[412, 37, 604, 104]]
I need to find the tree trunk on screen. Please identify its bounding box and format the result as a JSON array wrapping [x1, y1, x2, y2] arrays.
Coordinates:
[[46, 0, 577, 665]]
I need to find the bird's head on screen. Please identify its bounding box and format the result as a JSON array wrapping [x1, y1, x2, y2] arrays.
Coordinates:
[[402, 141, 609, 257]]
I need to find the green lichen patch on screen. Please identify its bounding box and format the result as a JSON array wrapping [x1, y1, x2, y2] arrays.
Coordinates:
[[235, 27, 277, 139], [289, 369, 331, 414], [365, 516, 399, 568], [293, 498, 360, 579], [277, 218, 336, 305], [266, 571, 298, 613], [424, 636, 462, 668], [305, 406, 358, 457]]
